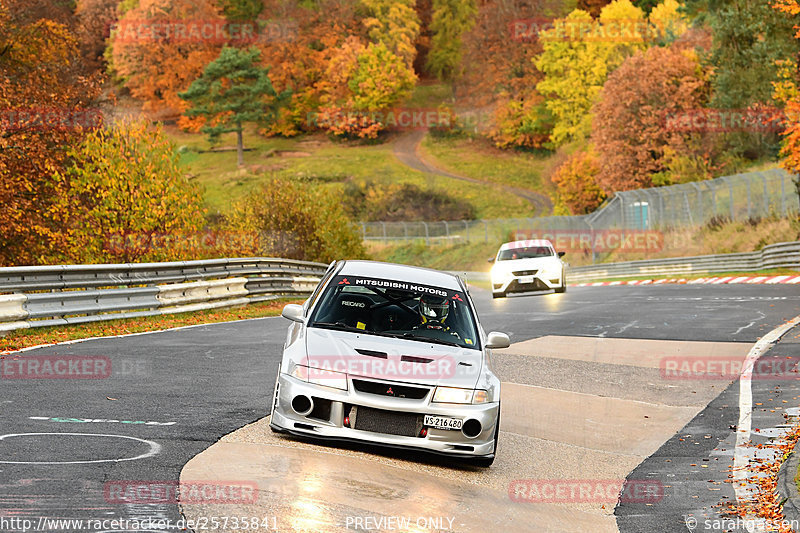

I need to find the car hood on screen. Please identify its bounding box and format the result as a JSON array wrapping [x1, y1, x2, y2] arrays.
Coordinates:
[[492, 256, 560, 274], [303, 327, 483, 389]]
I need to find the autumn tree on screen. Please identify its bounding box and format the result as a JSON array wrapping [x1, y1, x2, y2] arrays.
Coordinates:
[[0, 0, 102, 266], [426, 0, 477, 80], [107, 0, 224, 119], [771, 0, 800, 186], [591, 46, 710, 193], [217, 0, 263, 21], [253, 0, 364, 136], [75, 0, 118, 66], [317, 35, 416, 138], [535, 1, 647, 147], [231, 177, 365, 263], [53, 120, 205, 264], [360, 0, 420, 67], [578, 0, 612, 18], [180, 47, 290, 166], [550, 150, 606, 214]]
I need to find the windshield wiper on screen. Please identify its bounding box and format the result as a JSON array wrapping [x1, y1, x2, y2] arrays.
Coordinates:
[[390, 332, 461, 347], [311, 321, 367, 333]]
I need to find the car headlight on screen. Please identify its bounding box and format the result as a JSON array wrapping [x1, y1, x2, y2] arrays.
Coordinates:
[[290, 364, 348, 391], [433, 387, 473, 404], [432, 387, 491, 404]]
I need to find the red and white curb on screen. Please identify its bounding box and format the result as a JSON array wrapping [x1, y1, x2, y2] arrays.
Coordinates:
[[571, 274, 800, 287]]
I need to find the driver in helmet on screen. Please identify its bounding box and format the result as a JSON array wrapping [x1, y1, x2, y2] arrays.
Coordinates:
[[413, 294, 460, 338]]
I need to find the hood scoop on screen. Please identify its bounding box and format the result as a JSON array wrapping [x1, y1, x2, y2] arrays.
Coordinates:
[[355, 348, 388, 359]]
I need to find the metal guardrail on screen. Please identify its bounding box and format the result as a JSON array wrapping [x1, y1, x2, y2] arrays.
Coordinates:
[[567, 241, 800, 282], [0, 258, 327, 333]]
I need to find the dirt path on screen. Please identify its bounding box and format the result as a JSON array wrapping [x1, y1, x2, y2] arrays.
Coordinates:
[[392, 129, 554, 216]]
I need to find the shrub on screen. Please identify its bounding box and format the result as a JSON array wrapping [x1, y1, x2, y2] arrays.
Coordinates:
[[231, 177, 366, 262]]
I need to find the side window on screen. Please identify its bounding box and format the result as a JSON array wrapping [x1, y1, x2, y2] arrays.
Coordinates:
[[305, 264, 338, 315]]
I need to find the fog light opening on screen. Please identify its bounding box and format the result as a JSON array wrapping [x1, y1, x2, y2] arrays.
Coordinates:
[[292, 395, 313, 416], [462, 419, 482, 439]]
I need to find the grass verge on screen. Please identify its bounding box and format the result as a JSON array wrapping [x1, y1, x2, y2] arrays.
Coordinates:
[[0, 299, 301, 353], [419, 134, 558, 199]]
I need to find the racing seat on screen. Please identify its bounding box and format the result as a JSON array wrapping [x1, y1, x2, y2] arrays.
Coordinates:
[[320, 293, 374, 330]]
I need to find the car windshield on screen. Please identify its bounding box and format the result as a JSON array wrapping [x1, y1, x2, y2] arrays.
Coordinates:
[[497, 246, 553, 261], [308, 275, 480, 350]]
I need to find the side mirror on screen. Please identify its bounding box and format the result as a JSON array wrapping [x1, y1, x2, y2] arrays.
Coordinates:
[[281, 304, 305, 323], [487, 257, 495, 263], [485, 331, 510, 350], [557, 251, 566, 258]]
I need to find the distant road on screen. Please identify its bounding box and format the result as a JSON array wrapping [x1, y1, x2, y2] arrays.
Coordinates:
[[392, 129, 554, 216]]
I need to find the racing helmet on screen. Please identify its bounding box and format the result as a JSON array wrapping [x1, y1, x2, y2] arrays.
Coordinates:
[[419, 295, 450, 322]]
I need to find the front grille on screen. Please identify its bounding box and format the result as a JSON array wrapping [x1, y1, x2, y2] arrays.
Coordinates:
[[352, 379, 430, 400], [512, 270, 538, 276], [351, 406, 422, 437]]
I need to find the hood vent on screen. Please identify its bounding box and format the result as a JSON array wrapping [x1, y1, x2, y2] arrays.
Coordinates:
[[401, 355, 434, 364], [355, 348, 388, 359]]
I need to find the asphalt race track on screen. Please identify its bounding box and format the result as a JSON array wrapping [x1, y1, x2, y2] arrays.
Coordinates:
[[1, 284, 799, 532]]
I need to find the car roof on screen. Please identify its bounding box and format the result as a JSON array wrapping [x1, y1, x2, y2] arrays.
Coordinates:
[[500, 239, 553, 250], [337, 260, 462, 290]]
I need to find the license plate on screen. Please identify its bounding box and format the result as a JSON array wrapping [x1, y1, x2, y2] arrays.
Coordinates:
[[519, 275, 535, 284], [424, 415, 463, 430]]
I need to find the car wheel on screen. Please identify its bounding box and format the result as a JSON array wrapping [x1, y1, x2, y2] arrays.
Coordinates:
[[492, 292, 505, 299], [472, 409, 500, 467]]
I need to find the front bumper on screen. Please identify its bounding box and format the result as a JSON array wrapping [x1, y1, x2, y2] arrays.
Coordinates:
[[492, 273, 562, 295], [270, 374, 499, 458]]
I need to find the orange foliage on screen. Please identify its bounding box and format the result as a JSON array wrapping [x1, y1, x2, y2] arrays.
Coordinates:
[[108, 0, 224, 118], [0, 0, 102, 266]]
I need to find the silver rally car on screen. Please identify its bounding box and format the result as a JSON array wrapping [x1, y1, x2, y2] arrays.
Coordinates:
[[269, 260, 510, 466]]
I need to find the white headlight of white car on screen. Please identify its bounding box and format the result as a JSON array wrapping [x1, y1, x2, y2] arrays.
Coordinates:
[[432, 387, 490, 404], [291, 364, 348, 391]]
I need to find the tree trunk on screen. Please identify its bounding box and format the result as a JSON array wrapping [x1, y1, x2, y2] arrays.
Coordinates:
[[236, 125, 244, 167]]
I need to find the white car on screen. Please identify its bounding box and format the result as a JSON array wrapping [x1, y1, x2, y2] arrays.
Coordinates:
[[489, 239, 567, 298], [270, 260, 510, 466]]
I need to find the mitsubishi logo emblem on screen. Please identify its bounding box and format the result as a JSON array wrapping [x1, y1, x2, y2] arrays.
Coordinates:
[[386, 387, 394, 395]]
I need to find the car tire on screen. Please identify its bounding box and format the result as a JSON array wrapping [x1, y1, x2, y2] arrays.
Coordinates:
[[472, 409, 500, 468], [492, 292, 505, 299]]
